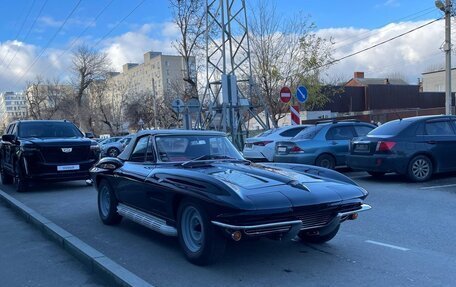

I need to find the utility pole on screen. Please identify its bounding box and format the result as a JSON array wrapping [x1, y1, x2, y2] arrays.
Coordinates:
[[436, 0, 453, 115], [152, 77, 158, 128]]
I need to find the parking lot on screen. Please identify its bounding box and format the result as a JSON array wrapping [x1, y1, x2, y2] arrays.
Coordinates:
[[1, 170, 455, 287]]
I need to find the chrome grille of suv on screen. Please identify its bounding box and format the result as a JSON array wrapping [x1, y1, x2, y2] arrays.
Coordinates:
[[41, 146, 91, 163]]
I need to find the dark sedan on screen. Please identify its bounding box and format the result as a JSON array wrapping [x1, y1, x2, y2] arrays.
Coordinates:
[[347, 115, 456, 181], [91, 130, 371, 265]]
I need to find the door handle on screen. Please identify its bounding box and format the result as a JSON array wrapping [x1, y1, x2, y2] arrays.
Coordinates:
[[427, 141, 436, 145]]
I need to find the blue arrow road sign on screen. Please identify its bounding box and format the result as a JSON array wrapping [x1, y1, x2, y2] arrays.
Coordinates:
[[296, 86, 308, 103]]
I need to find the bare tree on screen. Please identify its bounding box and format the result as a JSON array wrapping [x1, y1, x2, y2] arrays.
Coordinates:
[[71, 45, 110, 132], [249, 0, 333, 126], [169, 0, 205, 100], [25, 76, 72, 120]]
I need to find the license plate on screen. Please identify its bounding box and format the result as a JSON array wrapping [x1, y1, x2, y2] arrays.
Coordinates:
[[354, 144, 369, 152], [277, 147, 287, 152], [57, 165, 80, 171]]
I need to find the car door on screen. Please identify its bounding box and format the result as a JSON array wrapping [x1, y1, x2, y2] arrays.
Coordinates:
[[325, 125, 356, 165], [114, 135, 153, 211], [423, 118, 456, 172], [2, 123, 16, 173]]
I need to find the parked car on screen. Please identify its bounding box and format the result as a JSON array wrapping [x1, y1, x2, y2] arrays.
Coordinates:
[[274, 121, 376, 169], [100, 135, 133, 157], [0, 120, 100, 192], [243, 125, 310, 161], [347, 115, 456, 182], [99, 136, 123, 146], [91, 129, 371, 265]]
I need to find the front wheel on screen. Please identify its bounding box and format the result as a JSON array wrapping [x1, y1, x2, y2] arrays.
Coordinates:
[[177, 200, 226, 265], [98, 180, 122, 225], [107, 147, 120, 157], [15, 161, 28, 193], [298, 224, 340, 244]]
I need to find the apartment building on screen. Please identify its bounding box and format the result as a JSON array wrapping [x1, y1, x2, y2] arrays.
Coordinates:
[[0, 91, 27, 128]]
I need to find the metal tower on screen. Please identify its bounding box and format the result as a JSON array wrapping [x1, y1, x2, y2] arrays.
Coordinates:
[[200, 0, 268, 149]]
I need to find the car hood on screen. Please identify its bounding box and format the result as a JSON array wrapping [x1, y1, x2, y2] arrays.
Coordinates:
[[21, 137, 92, 147], [191, 162, 365, 209]]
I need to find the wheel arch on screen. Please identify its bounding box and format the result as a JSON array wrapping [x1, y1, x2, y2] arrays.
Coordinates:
[[409, 152, 437, 173]]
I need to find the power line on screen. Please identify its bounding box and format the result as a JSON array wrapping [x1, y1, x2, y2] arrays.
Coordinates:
[[314, 18, 443, 73], [93, 0, 147, 47], [334, 7, 438, 51], [5, 0, 48, 71], [14, 0, 82, 87], [58, 0, 114, 59], [0, 0, 36, 67]]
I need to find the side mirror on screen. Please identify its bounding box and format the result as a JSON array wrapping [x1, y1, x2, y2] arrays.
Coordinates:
[[85, 132, 94, 139], [2, 134, 16, 143], [96, 157, 124, 170]]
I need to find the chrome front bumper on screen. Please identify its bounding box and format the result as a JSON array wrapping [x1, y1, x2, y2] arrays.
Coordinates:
[[212, 204, 372, 238]]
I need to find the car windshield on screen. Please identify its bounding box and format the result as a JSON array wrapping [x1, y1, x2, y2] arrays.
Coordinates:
[[19, 122, 83, 138], [368, 120, 411, 136], [155, 135, 243, 162], [292, 125, 324, 140]]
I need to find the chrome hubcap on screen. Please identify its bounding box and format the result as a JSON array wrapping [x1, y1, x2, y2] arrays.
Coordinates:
[[100, 186, 111, 217], [181, 206, 204, 253], [412, 159, 430, 179]]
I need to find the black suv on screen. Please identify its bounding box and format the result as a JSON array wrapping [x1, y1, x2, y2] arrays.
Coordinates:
[[0, 120, 100, 192]]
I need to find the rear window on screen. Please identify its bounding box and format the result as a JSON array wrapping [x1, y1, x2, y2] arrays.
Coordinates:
[[293, 125, 324, 140], [368, 120, 411, 137], [279, 126, 308, 137], [18, 122, 83, 138]]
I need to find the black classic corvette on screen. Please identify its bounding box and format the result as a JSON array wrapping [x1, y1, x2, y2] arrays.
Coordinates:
[[91, 130, 371, 265]]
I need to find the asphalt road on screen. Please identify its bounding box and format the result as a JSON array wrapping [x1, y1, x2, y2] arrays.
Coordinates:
[[1, 171, 456, 287]]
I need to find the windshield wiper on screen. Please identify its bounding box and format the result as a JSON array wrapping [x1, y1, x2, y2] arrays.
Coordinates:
[[181, 154, 245, 167]]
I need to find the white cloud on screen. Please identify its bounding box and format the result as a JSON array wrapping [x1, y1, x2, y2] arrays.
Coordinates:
[[317, 19, 445, 83], [101, 23, 179, 71]]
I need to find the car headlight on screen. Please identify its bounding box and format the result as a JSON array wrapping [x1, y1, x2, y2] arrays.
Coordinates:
[[90, 144, 100, 152]]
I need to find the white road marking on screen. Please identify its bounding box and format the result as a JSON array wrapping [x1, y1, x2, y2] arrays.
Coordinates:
[[365, 240, 410, 251], [420, 184, 456, 190]]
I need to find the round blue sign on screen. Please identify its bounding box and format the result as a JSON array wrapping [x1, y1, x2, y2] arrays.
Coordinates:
[[296, 86, 308, 103]]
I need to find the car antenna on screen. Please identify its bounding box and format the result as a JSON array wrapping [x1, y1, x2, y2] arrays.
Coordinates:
[[394, 112, 402, 121]]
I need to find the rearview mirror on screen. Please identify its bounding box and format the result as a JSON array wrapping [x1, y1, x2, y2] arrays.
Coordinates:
[[2, 134, 16, 143], [85, 132, 94, 139]]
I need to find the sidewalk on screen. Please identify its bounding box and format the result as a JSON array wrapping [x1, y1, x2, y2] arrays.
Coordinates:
[[0, 202, 107, 287]]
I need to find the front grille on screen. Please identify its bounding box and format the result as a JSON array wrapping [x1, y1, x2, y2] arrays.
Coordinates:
[[41, 146, 91, 163], [296, 210, 335, 230]]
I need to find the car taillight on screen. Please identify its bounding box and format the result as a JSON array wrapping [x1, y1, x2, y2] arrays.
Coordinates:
[[252, 141, 273, 146], [376, 141, 396, 152], [290, 145, 303, 153]]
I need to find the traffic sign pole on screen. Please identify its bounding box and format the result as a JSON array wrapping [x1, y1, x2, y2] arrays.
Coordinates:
[[290, 105, 300, 125]]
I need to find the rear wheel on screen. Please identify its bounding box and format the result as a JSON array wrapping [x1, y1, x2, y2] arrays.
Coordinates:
[[98, 180, 122, 225], [407, 155, 432, 182], [177, 200, 226, 265], [315, 154, 336, 169], [298, 224, 340, 244], [367, 171, 385, 178]]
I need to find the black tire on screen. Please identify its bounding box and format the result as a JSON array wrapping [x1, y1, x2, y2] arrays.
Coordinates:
[[407, 155, 433, 182], [367, 171, 385, 177], [1, 167, 13, 185], [107, 147, 120, 157], [298, 224, 340, 244], [315, 154, 336, 169], [177, 200, 226, 265], [15, 160, 28, 193], [97, 179, 122, 225]]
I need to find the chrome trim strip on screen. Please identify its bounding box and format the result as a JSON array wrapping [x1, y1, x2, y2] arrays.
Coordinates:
[[211, 220, 302, 230], [117, 203, 177, 237], [337, 204, 371, 217]]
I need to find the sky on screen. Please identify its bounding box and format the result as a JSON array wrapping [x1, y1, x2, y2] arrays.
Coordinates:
[[0, 0, 449, 91]]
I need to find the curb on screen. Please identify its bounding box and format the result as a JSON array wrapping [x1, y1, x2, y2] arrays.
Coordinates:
[[0, 189, 154, 287]]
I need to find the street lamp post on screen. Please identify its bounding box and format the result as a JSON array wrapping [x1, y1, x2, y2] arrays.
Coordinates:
[[436, 0, 453, 115]]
